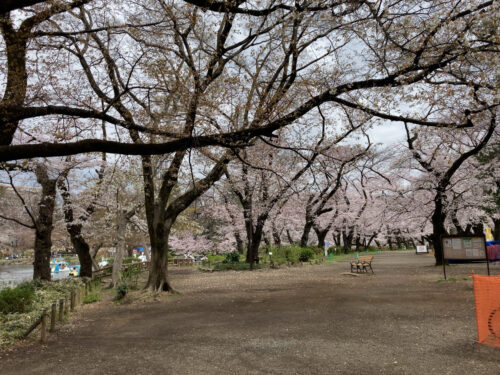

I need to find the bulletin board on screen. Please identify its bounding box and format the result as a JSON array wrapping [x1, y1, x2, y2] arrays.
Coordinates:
[[442, 236, 486, 260]]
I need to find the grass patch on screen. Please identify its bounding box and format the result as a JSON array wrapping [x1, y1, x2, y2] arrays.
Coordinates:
[[83, 292, 100, 304]]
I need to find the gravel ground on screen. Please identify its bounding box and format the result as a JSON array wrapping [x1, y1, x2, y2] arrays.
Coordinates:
[[1, 251, 499, 374]]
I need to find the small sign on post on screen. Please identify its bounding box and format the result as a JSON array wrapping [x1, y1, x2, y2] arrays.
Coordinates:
[[416, 245, 428, 254]]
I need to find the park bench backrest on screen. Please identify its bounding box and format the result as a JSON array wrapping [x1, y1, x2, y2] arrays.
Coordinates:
[[358, 256, 373, 262]]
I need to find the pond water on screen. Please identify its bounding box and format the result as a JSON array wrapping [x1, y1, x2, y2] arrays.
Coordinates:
[[0, 264, 69, 289]]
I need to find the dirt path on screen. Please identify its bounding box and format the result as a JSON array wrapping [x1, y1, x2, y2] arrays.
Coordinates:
[[1, 252, 499, 374]]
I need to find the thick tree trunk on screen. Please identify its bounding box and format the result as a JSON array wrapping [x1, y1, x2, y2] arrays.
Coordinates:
[[472, 222, 484, 235], [33, 224, 53, 281], [342, 230, 353, 254], [0, 24, 28, 145], [246, 223, 264, 268], [494, 218, 500, 241], [146, 221, 175, 292], [33, 166, 57, 281], [314, 228, 328, 249], [70, 232, 93, 278], [432, 192, 447, 266], [300, 220, 313, 248]]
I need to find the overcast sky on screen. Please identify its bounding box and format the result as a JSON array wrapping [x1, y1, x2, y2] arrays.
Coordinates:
[[367, 123, 407, 146]]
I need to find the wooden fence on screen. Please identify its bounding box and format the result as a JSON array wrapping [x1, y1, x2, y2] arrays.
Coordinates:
[[24, 259, 196, 344], [92, 259, 195, 280], [22, 280, 97, 343], [92, 261, 150, 280]]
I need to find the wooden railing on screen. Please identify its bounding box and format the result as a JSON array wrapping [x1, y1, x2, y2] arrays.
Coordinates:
[[92, 261, 150, 280], [23, 280, 97, 343]]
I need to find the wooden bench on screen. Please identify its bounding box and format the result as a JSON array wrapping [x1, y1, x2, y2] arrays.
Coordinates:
[[350, 256, 374, 273]]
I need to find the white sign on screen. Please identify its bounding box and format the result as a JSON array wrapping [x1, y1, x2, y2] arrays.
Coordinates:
[[416, 245, 428, 253]]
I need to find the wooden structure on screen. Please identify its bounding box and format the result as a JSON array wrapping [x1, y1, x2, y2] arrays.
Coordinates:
[[350, 256, 374, 273]]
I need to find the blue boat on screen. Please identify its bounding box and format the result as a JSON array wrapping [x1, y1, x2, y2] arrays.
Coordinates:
[[51, 259, 70, 273]]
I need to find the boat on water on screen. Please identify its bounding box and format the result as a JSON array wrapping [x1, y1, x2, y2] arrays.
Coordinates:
[[51, 260, 70, 273]]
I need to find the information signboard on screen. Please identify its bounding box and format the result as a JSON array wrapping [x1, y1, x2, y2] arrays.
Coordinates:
[[416, 245, 428, 254], [441, 235, 489, 279], [442, 236, 486, 260]]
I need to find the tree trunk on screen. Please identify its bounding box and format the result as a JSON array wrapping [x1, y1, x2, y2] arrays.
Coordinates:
[[234, 231, 244, 254], [246, 222, 264, 268], [90, 244, 102, 271], [387, 235, 394, 251], [69, 231, 93, 278], [146, 220, 175, 292], [355, 235, 361, 252], [33, 166, 57, 281], [0, 24, 28, 145], [300, 220, 313, 248], [366, 232, 377, 249], [316, 230, 328, 249], [431, 192, 447, 266], [111, 211, 127, 288], [494, 218, 500, 241], [342, 230, 353, 254], [272, 226, 281, 247], [33, 223, 53, 281]]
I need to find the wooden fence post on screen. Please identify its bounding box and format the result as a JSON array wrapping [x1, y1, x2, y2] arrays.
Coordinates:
[[59, 299, 64, 321], [64, 295, 69, 315], [50, 303, 57, 332], [70, 291, 75, 311], [40, 311, 47, 344]]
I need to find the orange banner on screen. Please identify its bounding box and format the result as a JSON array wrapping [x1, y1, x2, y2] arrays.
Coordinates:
[[472, 275, 500, 348]]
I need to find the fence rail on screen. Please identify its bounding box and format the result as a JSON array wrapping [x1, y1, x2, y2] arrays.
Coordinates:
[[92, 261, 150, 280], [22, 280, 95, 343]]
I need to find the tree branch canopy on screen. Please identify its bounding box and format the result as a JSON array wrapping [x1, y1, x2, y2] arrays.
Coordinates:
[[0, 1, 48, 14]]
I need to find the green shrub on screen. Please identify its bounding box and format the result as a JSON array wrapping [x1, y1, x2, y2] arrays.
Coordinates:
[[306, 245, 323, 256], [83, 292, 100, 304], [0, 282, 35, 314], [122, 256, 138, 264], [223, 251, 240, 263], [206, 254, 225, 263], [299, 248, 315, 262], [114, 284, 128, 300], [121, 263, 142, 289]]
